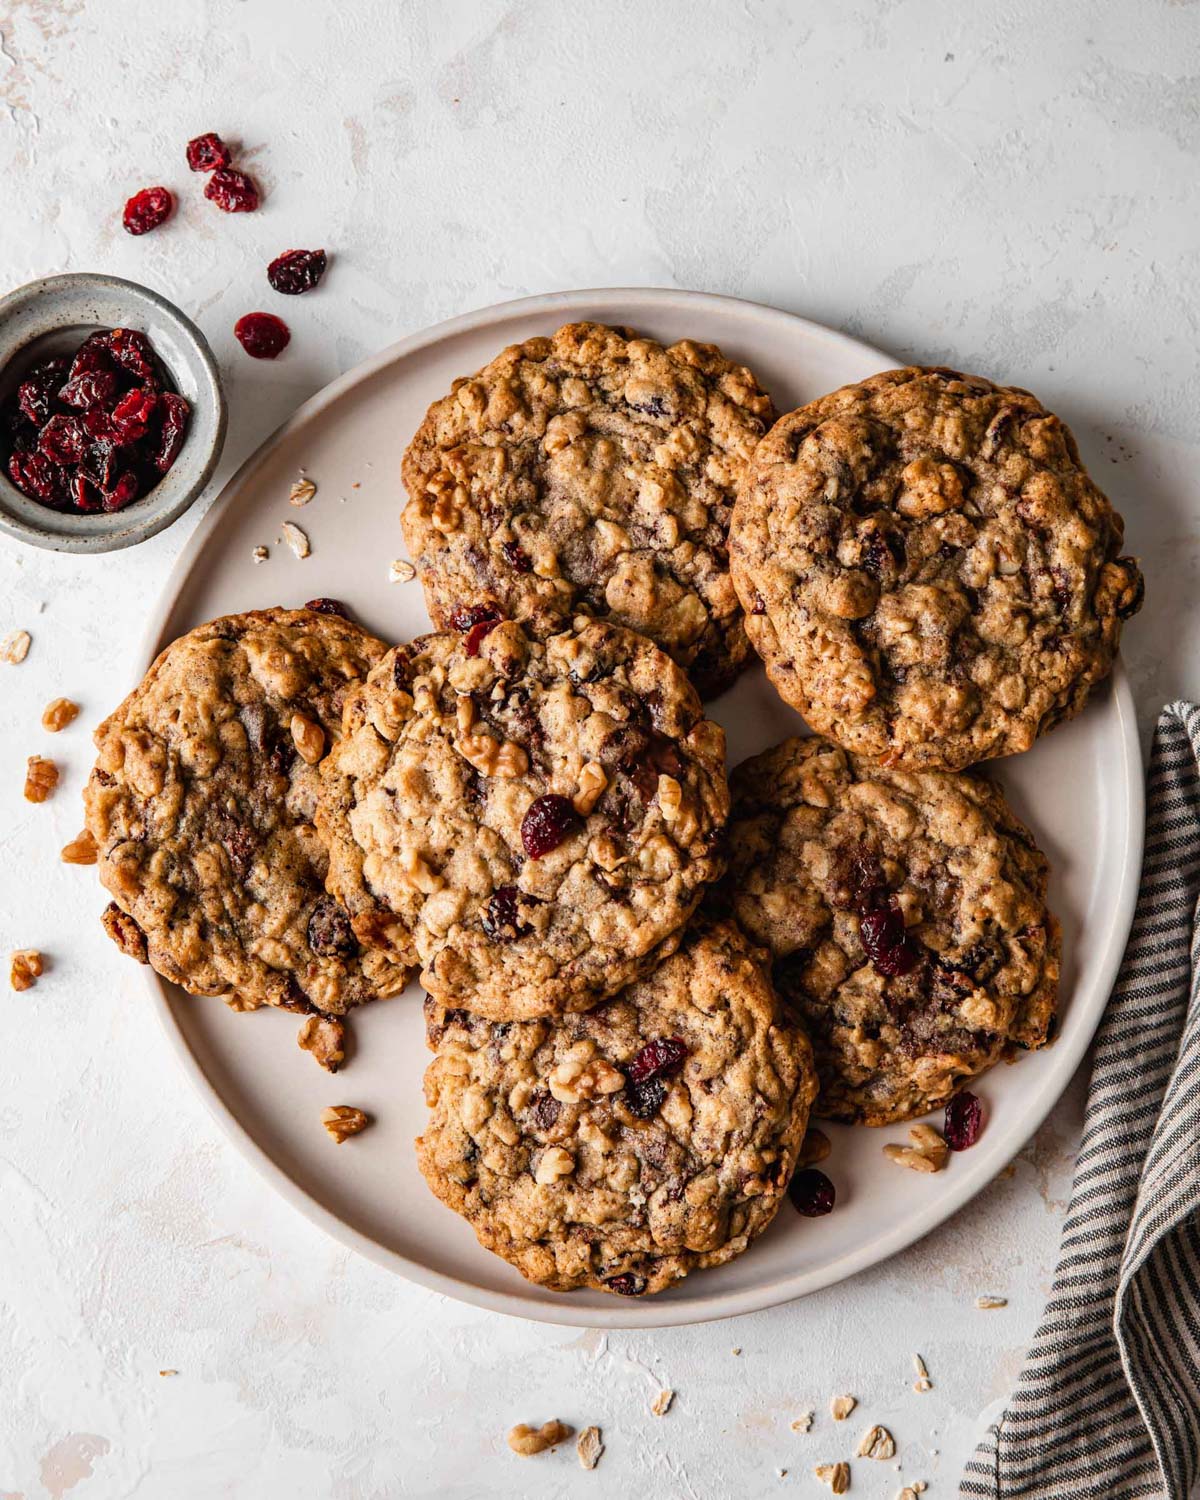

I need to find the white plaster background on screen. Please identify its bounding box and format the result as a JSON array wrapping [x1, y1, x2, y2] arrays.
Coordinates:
[[1, 1, 1197, 1496]]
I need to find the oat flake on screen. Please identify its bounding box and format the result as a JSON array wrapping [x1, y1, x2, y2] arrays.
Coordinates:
[[830, 1393, 856, 1421], [650, 1388, 674, 1417], [289, 477, 317, 507], [576, 1425, 603, 1470], [976, 1295, 1008, 1309], [280, 522, 311, 559], [389, 558, 416, 583], [1, 628, 31, 664]]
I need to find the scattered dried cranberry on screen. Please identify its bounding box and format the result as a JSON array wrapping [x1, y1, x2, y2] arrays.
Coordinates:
[[123, 186, 174, 236], [37, 415, 86, 465], [268, 248, 328, 295], [604, 1273, 647, 1297], [858, 902, 921, 977], [626, 1036, 688, 1087], [464, 617, 500, 656], [944, 1091, 983, 1151], [304, 597, 349, 617], [502, 541, 532, 573], [449, 603, 501, 632], [520, 794, 579, 859], [481, 886, 528, 942], [234, 312, 290, 359], [186, 132, 231, 172], [789, 1167, 836, 1217], [205, 166, 259, 213]]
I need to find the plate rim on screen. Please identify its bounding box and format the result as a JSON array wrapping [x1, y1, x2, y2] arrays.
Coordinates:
[[133, 287, 1145, 1328]]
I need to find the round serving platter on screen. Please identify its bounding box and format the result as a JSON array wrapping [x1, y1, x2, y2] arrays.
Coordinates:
[[137, 288, 1143, 1328]]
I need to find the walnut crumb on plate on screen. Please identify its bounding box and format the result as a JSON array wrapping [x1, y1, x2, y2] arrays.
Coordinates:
[[10, 949, 43, 991], [507, 1420, 571, 1457], [42, 697, 79, 732], [298, 1016, 346, 1072], [24, 755, 59, 803], [321, 1105, 369, 1143], [252, 545, 269, 564]]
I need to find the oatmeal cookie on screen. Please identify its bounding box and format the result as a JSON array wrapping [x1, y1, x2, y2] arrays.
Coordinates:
[[85, 608, 410, 1014], [401, 321, 775, 698], [316, 617, 729, 1020], [416, 920, 817, 1296], [717, 736, 1059, 1125], [730, 367, 1143, 768]]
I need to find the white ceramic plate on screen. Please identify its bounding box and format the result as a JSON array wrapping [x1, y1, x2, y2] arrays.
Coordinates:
[[138, 288, 1143, 1328]]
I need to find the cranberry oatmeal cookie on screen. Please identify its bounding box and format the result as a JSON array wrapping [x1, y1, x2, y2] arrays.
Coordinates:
[[730, 367, 1143, 769], [718, 736, 1059, 1125], [317, 617, 729, 1020], [401, 321, 775, 698], [416, 920, 817, 1296], [85, 608, 410, 1014]]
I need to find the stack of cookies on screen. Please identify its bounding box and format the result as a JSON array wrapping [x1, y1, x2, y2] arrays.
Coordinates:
[[84, 325, 1144, 1300]]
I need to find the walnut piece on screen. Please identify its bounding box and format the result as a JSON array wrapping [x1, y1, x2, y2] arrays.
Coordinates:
[[61, 829, 98, 865], [830, 1394, 856, 1421], [24, 755, 59, 803], [10, 949, 43, 991], [41, 698, 80, 732], [102, 902, 148, 963], [458, 730, 529, 778], [534, 1145, 575, 1185], [1, 629, 31, 664], [798, 1128, 831, 1167], [857, 1424, 896, 1460], [572, 761, 608, 815], [289, 477, 317, 507], [815, 1461, 850, 1493], [548, 1054, 624, 1103], [576, 1425, 603, 1470], [321, 1105, 370, 1143], [290, 712, 325, 765], [507, 1419, 572, 1457], [298, 1015, 346, 1072], [650, 1389, 675, 1417], [884, 1123, 949, 1173]]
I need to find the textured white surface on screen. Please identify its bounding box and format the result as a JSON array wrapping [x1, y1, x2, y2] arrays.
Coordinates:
[[0, 2, 1196, 1497]]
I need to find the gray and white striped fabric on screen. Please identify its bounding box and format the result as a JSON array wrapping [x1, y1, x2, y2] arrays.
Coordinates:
[[962, 701, 1200, 1500]]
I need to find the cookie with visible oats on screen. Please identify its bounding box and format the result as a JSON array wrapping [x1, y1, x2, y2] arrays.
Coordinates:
[[401, 321, 775, 698], [717, 736, 1059, 1125], [316, 617, 729, 1020], [730, 367, 1143, 769], [85, 608, 410, 1015], [416, 920, 817, 1296]]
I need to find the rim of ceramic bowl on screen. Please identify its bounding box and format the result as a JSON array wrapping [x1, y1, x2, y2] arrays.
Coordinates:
[[0, 271, 226, 554]]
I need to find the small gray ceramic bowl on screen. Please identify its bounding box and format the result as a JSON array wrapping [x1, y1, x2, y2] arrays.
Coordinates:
[[0, 273, 226, 554]]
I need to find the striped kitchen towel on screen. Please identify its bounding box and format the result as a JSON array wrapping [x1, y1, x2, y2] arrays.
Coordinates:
[[962, 701, 1200, 1500]]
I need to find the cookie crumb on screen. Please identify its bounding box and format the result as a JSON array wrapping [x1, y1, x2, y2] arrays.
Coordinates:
[[24, 755, 59, 803], [857, 1424, 896, 1460], [798, 1128, 832, 1167], [321, 1105, 369, 1143], [298, 1015, 345, 1072], [252, 545, 269, 564], [389, 558, 416, 583], [830, 1394, 856, 1421], [731, 1346, 742, 1356], [884, 1123, 948, 1173], [912, 1353, 933, 1393], [42, 698, 79, 732], [576, 1425, 603, 1470], [650, 1389, 674, 1417], [976, 1295, 1008, 1309], [507, 1419, 572, 1457], [10, 949, 43, 992], [158, 1369, 178, 1377], [1, 628, 31, 664], [791, 1410, 814, 1433], [61, 829, 98, 865], [280, 521, 311, 559], [814, 1461, 850, 1493], [289, 478, 317, 507]]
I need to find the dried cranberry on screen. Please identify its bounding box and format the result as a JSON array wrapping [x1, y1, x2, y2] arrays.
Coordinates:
[[304, 597, 349, 618], [604, 1273, 647, 1297], [944, 1091, 983, 1151], [520, 795, 579, 859], [789, 1167, 836, 1217], [626, 1036, 688, 1087], [102, 470, 140, 512], [110, 388, 158, 441], [481, 886, 528, 942], [464, 617, 500, 656], [307, 895, 358, 958], [186, 132, 231, 172], [858, 902, 921, 977], [625, 1076, 666, 1119], [58, 369, 118, 410], [123, 186, 174, 235], [80, 440, 122, 491], [8, 449, 65, 506], [530, 1091, 561, 1131], [72, 473, 102, 512], [502, 541, 532, 573], [105, 328, 159, 385], [234, 312, 290, 359], [267, 248, 328, 295], [153, 392, 190, 472], [17, 358, 69, 426], [205, 166, 259, 213], [448, 603, 501, 633], [37, 415, 86, 465]]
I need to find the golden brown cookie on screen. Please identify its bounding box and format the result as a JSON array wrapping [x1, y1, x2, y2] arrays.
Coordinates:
[[401, 321, 775, 698], [85, 607, 410, 1014], [717, 736, 1060, 1125], [316, 617, 729, 1020], [416, 920, 817, 1296], [730, 367, 1143, 769]]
